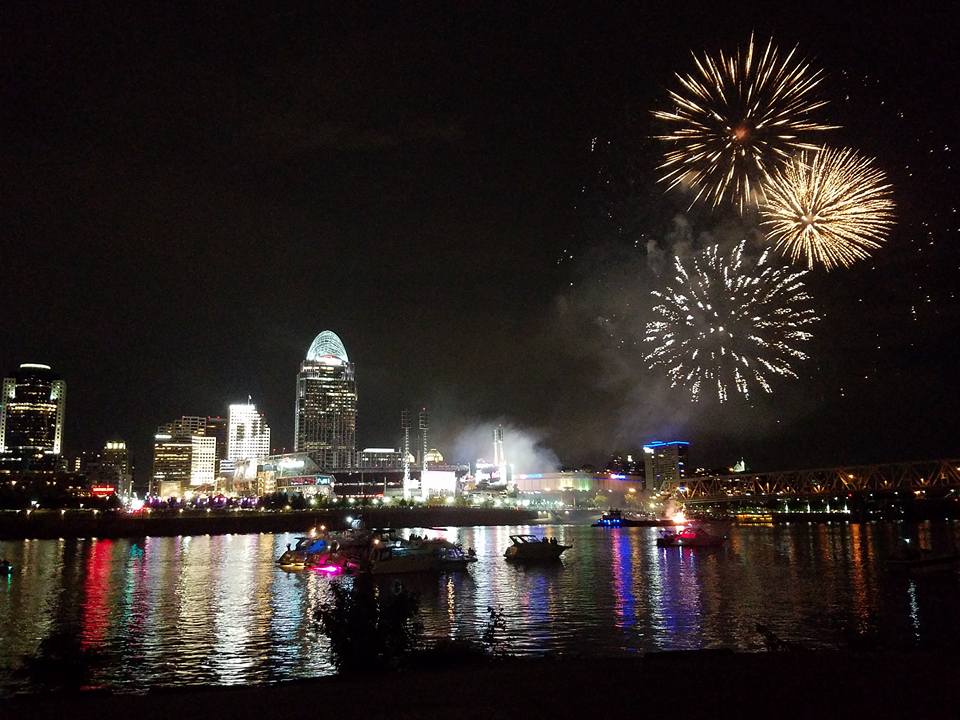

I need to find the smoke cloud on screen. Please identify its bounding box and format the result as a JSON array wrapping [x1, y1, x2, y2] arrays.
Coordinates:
[[449, 420, 560, 474]]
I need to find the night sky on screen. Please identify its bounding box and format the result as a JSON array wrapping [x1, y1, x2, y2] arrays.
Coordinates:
[[2, 4, 957, 480]]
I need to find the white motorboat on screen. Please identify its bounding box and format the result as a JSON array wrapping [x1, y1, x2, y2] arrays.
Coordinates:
[[366, 532, 477, 574]]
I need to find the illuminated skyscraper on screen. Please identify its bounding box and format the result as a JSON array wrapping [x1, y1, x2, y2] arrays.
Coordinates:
[[227, 402, 271, 463], [295, 331, 357, 469], [152, 433, 192, 495], [190, 435, 217, 486], [643, 441, 689, 489], [0, 363, 66, 469]]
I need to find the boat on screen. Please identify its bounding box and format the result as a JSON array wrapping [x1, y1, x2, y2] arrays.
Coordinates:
[[435, 541, 478, 571], [592, 509, 674, 528], [277, 535, 330, 567], [656, 525, 726, 548], [306, 548, 362, 575], [0, 560, 12, 576], [503, 534, 570, 562], [366, 532, 477, 574]]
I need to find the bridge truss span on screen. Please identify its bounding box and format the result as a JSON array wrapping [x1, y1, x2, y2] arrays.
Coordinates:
[[662, 459, 960, 503]]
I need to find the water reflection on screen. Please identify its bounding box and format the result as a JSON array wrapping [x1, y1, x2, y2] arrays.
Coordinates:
[[1, 522, 959, 695]]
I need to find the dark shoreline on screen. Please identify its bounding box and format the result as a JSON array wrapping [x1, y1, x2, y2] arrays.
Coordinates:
[[0, 507, 537, 540], [5, 651, 959, 719]]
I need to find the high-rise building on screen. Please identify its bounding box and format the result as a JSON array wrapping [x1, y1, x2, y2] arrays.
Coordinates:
[[152, 433, 192, 495], [203, 415, 229, 480], [190, 435, 216, 486], [153, 413, 228, 495], [643, 441, 689, 489], [294, 331, 356, 469], [205, 416, 228, 459], [228, 402, 271, 463], [102, 440, 134, 497], [0, 363, 66, 470], [80, 441, 134, 496], [158, 416, 207, 438]]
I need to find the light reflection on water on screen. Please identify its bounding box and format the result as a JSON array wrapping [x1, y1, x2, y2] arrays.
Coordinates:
[[1, 522, 959, 694]]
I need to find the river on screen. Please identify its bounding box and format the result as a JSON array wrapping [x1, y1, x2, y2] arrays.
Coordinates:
[[2, 521, 959, 695]]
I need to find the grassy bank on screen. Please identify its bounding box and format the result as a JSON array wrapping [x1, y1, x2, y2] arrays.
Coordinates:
[[0, 507, 537, 539]]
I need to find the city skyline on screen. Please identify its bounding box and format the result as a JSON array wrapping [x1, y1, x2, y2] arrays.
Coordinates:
[[2, 5, 957, 480]]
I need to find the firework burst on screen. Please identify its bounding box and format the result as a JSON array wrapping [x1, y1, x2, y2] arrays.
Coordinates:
[[654, 34, 836, 212], [759, 146, 895, 270], [644, 241, 818, 402]]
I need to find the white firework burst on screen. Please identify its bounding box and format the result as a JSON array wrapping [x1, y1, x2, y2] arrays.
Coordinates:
[[644, 240, 818, 402]]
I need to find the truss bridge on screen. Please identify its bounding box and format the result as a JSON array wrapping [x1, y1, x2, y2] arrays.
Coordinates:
[[660, 459, 960, 504]]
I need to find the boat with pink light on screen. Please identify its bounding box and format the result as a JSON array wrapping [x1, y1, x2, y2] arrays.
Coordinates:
[[656, 525, 726, 548]]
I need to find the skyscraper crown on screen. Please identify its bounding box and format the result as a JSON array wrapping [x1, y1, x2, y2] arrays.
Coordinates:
[[306, 330, 349, 363]]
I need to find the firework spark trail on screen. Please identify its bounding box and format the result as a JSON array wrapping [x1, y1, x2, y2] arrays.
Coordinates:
[[759, 146, 896, 270], [654, 34, 837, 213], [644, 241, 819, 402]]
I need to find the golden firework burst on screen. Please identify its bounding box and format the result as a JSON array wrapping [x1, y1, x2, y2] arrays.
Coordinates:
[[760, 147, 895, 270], [654, 34, 837, 212]]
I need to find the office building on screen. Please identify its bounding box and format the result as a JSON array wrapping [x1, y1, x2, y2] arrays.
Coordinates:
[[158, 416, 207, 438], [103, 440, 134, 497], [205, 416, 229, 462], [228, 402, 271, 463], [80, 440, 134, 496], [153, 412, 229, 495], [643, 441, 689, 489], [294, 331, 356, 469], [0, 363, 66, 469], [152, 433, 192, 495], [190, 435, 216, 486]]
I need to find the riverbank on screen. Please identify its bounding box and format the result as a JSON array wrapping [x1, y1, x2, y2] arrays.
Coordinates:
[[6, 651, 959, 718], [0, 507, 537, 539]]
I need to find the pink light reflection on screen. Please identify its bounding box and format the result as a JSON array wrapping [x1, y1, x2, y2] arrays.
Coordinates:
[[313, 564, 344, 575]]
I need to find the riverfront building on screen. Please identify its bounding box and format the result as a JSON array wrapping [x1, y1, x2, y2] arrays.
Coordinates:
[[238, 450, 413, 498], [294, 331, 357, 469], [0, 363, 66, 471], [643, 441, 689, 489]]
